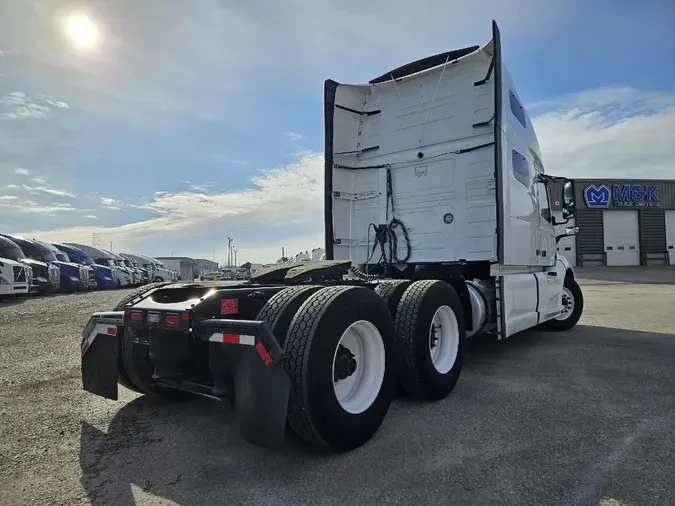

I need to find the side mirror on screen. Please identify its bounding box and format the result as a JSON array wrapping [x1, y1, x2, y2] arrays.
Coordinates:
[[556, 226, 579, 244], [562, 181, 575, 219]]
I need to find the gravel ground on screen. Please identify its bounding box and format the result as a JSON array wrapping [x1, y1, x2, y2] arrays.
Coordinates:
[[1, 269, 674, 506]]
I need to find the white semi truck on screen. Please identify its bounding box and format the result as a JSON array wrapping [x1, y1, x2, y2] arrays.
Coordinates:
[[0, 236, 32, 298], [121, 253, 173, 282], [81, 21, 583, 453]]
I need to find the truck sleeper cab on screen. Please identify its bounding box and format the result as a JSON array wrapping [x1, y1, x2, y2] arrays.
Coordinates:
[[0, 236, 32, 297], [81, 21, 583, 455], [66, 243, 130, 288], [121, 253, 171, 282], [0, 234, 60, 294], [36, 240, 89, 292], [53, 243, 116, 289], [100, 248, 139, 286]]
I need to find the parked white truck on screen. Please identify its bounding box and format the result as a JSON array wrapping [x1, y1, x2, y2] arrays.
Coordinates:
[[0, 236, 32, 298], [121, 253, 173, 282], [81, 21, 583, 454]]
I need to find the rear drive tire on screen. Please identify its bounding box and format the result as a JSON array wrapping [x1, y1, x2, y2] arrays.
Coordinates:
[[374, 280, 411, 320], [283, 286, 397, 452], [394, 280, 466, 401], [119, 326, 196, 401], [112, 281, 175, 395], [540, 275, 583, 331], [256, 286, 323, 346]]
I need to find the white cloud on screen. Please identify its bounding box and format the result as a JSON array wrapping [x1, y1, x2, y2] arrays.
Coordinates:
[[83, 215, 99, 219], [531, 86, 675, 179], [100, 197, 123, 210], [19, 184, 76, 198], [0, 195, 18, 201], [0, 199, 76, 215], [286, 132, 305, 142], [19, 153, 324, 260], [31, 177, 47, 184], [14, 167, 30, 176], [0, 92, 69, 120]]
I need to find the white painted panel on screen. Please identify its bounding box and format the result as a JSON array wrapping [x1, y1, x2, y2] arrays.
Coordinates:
[[502, 273, 538, 338], [603, 210, 639, 266], [666, 210, 675, 266], [535, 258, 568, 323], [554, 215, 577, 267], [331, 45, 497, 265]]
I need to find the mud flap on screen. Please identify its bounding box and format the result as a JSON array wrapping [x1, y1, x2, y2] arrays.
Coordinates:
[[211, 344, 290, 449], [198, 318, 290, 449], [82, 331, 120, 400]]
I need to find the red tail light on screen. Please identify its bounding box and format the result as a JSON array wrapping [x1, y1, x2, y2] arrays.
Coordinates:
[[181, 311, 190, 321], [165, 314, 181, 326], [124, 307, 132, 316], [130, 311, 144, 322]]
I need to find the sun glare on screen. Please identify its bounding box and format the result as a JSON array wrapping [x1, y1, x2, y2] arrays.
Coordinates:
[[61, 12, 103, 53]]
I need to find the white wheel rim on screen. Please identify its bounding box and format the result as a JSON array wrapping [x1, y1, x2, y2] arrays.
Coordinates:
[[429, 305, 459, 374], [332, 320, 386, 414], [555, 287, 575, 321]]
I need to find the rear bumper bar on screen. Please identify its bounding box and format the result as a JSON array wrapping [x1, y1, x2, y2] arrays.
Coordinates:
[[81, 312, 290, 449]]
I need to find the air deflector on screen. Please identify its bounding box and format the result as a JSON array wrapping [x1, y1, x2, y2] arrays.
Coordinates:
[[369, 45, 480, 84]]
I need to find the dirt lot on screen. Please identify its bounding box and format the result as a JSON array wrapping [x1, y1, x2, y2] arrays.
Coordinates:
[[1, 268, 674, 506]]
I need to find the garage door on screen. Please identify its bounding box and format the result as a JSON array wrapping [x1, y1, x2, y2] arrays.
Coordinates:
[[603, 210, 639, 266], [666, 210, 675, 266], [555, 217, 576, 266]]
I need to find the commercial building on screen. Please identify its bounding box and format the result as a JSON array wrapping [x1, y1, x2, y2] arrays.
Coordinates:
[[550, 179, 675, 267], [154, 256, 219, 280]]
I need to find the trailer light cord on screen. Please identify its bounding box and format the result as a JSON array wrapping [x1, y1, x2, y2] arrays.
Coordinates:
[[349, 166, 412, 280]]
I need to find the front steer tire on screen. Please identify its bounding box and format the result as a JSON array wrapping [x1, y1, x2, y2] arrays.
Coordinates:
[[540, 275, 584, 331], [283, 286, 398, 452], [394, 280, 466, 401]]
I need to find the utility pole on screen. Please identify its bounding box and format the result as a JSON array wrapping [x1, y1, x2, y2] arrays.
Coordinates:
[[233, 249, 237, 267], [227, 237, 233, 268], [109, 241, 113, 251], [92, 233, 101, 247]]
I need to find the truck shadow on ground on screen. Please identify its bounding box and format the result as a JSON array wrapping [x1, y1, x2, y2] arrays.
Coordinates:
[[79, 325, 675, 506]]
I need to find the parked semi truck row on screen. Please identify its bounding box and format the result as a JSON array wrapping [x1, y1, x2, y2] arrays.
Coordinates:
[[81, 21, 584, 453], [0, 234, 178, 298]]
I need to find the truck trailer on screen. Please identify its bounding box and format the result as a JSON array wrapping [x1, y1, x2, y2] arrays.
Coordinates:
[[81, 21, 583, 453]]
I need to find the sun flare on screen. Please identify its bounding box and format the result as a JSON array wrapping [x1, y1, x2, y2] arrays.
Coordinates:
[[61, 12, 103, 53]]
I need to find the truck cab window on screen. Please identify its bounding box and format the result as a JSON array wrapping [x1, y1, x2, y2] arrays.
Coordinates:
[[537, 182, 552, 222], [512, 150, 530, 187], [509, 90, 527, 128]]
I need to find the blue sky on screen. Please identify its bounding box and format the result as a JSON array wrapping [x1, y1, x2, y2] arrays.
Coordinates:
[[1, 0, 674, 264]]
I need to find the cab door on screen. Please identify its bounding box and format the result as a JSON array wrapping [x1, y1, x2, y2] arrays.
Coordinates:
[[536, 180, 556, 267]]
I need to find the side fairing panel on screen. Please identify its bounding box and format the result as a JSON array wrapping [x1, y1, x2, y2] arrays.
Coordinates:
[[496, 68, 542, 267]]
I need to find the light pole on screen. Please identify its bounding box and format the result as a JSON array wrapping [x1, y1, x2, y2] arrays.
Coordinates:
[[234, 249, 238, 267], [227, 237, 233, 268]]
